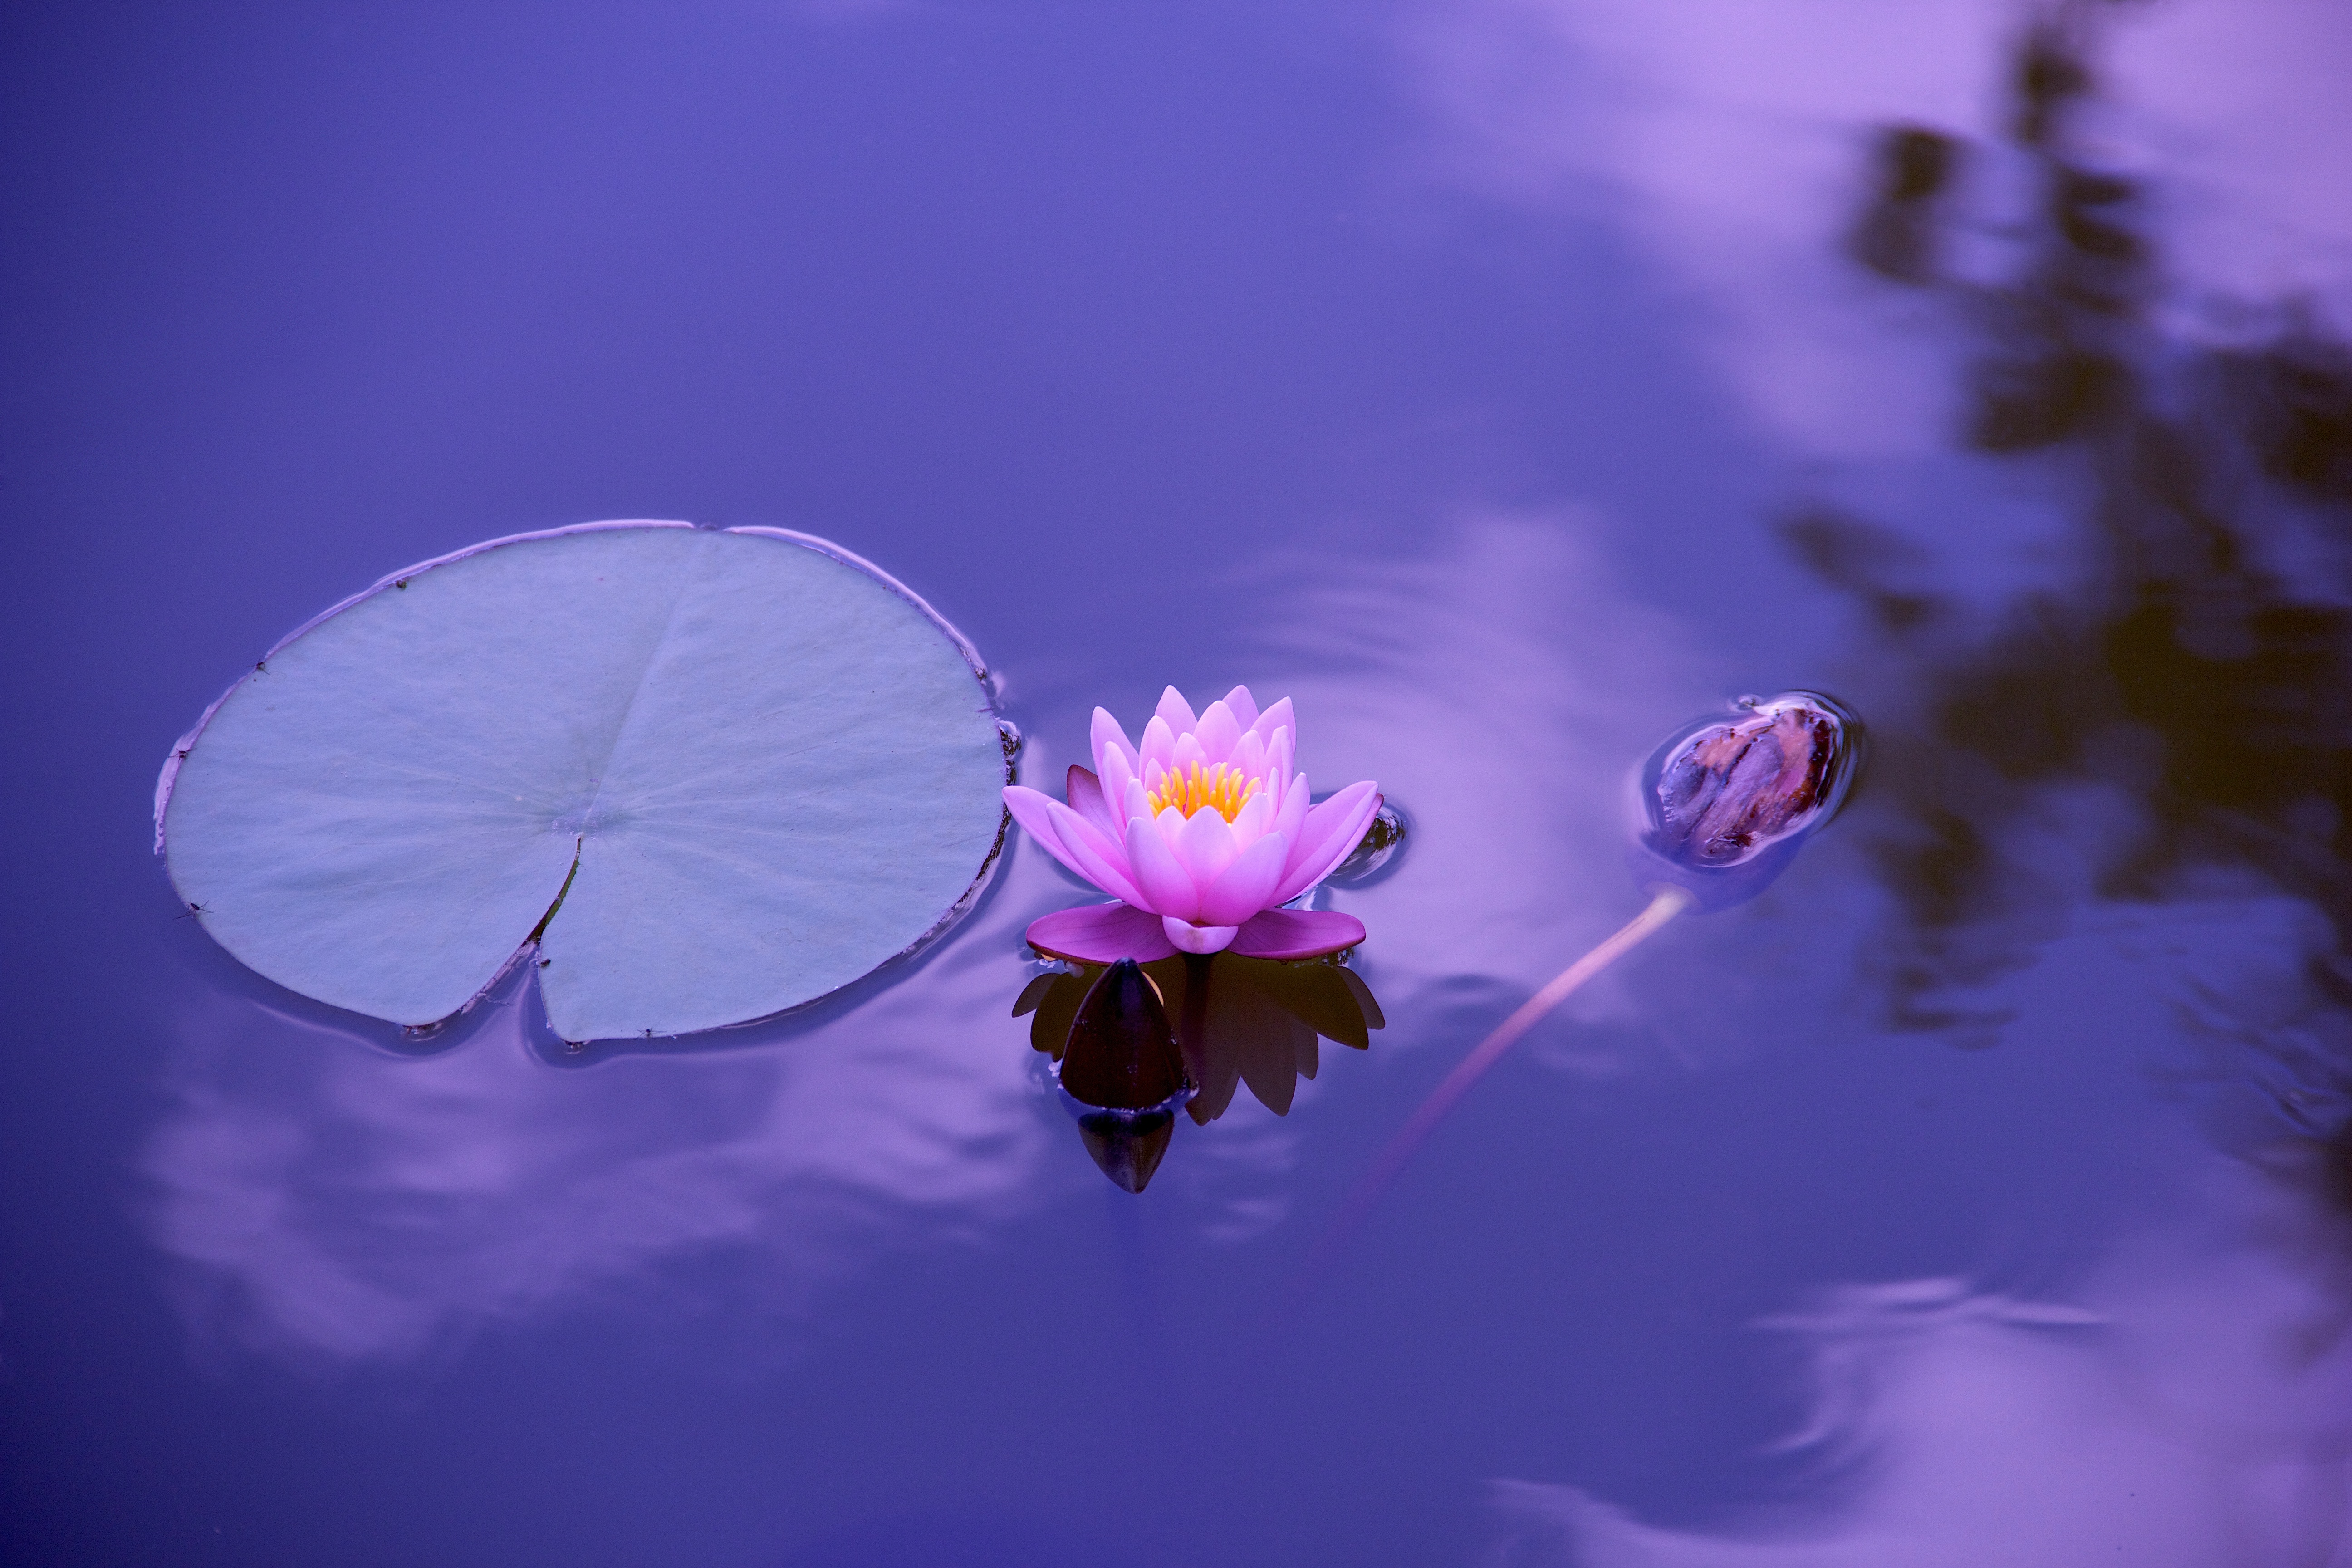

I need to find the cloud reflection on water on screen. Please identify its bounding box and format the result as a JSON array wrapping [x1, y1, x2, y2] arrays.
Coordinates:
[[1488, 1165, 2352, 1566], [143, 902, 1061, 1372], [1404, 0, 2352, 468]]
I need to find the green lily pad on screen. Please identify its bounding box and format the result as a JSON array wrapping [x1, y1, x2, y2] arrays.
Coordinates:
[[157, 522, 1009, 1042]]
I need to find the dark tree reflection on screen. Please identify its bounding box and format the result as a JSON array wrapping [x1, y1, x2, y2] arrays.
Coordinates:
[[1795, 11, 2352, 1180]]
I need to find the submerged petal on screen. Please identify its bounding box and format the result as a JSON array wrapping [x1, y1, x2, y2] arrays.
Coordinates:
[[1163, 917, 1238, 955], [1228, 907, 1365, 960], [1027, 903, 1178, 964]]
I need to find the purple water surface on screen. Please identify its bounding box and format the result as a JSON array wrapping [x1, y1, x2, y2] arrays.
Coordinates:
[[5, 2, 2350, 1563]]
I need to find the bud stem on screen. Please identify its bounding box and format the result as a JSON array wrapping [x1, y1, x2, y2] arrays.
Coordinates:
[[1288, 885, 1695, 1308]]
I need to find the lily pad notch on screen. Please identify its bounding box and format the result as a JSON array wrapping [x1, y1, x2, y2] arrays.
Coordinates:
[[157, 521, 1014, 1045]]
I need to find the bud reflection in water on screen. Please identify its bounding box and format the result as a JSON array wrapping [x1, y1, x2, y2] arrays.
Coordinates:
[[1014, 950, 1384, 1192]]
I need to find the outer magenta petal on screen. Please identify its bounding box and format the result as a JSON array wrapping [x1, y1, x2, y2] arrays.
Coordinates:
[[1196, 830, 1289, 926], [1026, 903, 1179, 964], [1273, 781, 1382, 904], [1229, 908, 1366, 960], [1164, 917, 1238, 955], [1125, 815, 1199, 921], [1250, 697, 1295, 749], [1065, 765, 1120, 843]]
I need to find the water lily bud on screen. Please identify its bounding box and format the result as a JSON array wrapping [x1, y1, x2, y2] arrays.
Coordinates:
[[1056, 959, 1191, 1193], [1631, 692, 1859, 908], [1058, 960, 1186, 1110]]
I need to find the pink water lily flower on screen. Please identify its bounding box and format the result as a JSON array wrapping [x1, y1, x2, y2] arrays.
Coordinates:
[[1005, 685, 1382, 964]]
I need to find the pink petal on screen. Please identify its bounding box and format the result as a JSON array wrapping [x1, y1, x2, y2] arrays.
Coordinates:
[[1026, 903, 1178, 964], [1273, 781, 1382, 904], [1164, 918, 1238, 955], [1269, 771, 1310, 845], [1043, 798, 1148, 907], [1266, 728, 1295, 795], [1228, 790, 1273, 848], [1140, 715, 1178, 775], [1099, 748, 1141, 821], [1250, 696, 1294, 749], [1194, 700, 1242, 764], [1004, 785, 1099, 888], [1231, 730, 1267, 784], [1065, 765, 1119, 842], [1222, 685, 1259, 730], [1229, 908, 1366, 960], [1196, 829, 1289, 926], [1174, 801, 1239, 887], [1171, 731, 1208, 775], [1090, 707, 1139, 774], [1124, 815, 1200, 921], [1155, 686, 1198, 735]]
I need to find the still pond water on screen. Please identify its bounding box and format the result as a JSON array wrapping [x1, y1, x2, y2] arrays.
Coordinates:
[[6, 2, 2352, 1563]]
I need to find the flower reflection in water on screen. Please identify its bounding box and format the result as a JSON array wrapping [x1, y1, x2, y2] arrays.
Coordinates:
[[1016, 949, 1385, 1192]]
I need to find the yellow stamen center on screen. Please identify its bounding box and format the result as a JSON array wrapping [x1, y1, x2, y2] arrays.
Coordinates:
[[1148, 761, 1260, 823]]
